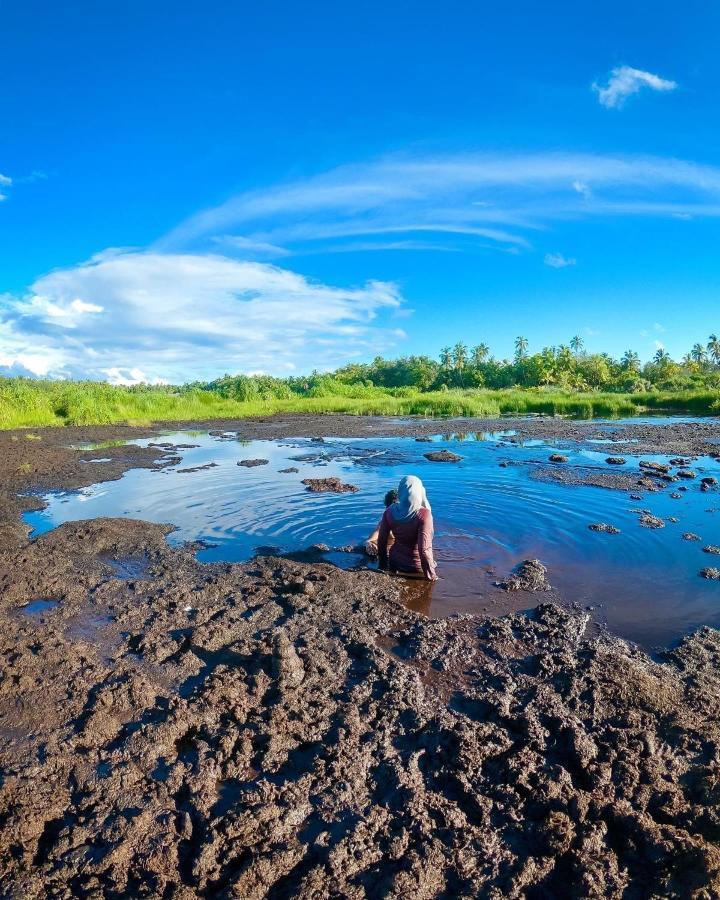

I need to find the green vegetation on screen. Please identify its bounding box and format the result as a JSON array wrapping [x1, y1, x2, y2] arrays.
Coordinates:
[[2, 334, 720, 429]]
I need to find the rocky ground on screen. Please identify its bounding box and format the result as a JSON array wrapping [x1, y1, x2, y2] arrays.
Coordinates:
[[2, 415, 720, 898]]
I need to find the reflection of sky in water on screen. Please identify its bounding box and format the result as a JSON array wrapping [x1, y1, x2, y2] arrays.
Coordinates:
[[24, 427, 720, 649]]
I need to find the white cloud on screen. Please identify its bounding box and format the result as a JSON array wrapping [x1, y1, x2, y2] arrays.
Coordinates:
[[654, 340, 665, 351], [211, 235, 291, 258], [0, 250, 404, 381], [544, 252, 576, 269], [0, 174, 11, 187], [572, 180, 592, 199], [653, 322, 666, 333], [593, 66, 677, 109], [584, 327, 600, 336], [158, 151, 720, 261]]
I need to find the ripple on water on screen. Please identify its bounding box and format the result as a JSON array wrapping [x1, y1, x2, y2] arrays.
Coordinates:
[[22, 428, 720, 648]]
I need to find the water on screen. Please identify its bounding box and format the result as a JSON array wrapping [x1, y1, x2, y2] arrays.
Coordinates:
[[23, 426, 720, 649]]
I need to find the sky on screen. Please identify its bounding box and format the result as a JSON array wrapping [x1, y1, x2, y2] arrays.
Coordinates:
[[1, 0, 719, 384]]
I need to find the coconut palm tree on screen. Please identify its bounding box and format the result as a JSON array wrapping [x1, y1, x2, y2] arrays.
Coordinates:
[[707, 334, 720, 365], [569, 335, 584, 355], [691, 343, 708, 365], [452, 342, 468, 370], [654, 348, 671, 366], [514, 335, 529, 360], [621, 350, 640, 372], [471, 343, 490, 366], [439, 347, 452, 369]]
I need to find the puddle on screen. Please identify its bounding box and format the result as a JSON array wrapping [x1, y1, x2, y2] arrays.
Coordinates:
[[24, 425, 720, 649], [19, 599, 59, 616]]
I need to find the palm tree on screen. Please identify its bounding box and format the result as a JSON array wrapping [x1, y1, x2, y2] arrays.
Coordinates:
[[691, 343, 707, 365], [514, 335, 529, 360], [452, 342, 468, 370], [569, 335, 584, 355], [621, 350, 640, 372], [471, 343, 490, 366], [707, 334, 720, 365], [654, 348, 671, 366], [439, 347, 452, 369]]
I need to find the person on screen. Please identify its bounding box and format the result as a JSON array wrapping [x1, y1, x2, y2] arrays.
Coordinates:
[[364, 489, 398, 557], [377, 475, 438, 581]]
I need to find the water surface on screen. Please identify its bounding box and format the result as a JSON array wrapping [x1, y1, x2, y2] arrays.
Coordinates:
[[24, 426, 720, 648]]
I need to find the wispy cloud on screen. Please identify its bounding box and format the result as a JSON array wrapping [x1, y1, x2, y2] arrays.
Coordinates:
[[544, 252, 576, 269], [158, 151, 720, 263], [0, 250, 404, 382], [593, 66, 677, 109]]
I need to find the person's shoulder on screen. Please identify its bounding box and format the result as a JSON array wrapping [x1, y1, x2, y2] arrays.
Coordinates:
[[418, 507, 432, 520]]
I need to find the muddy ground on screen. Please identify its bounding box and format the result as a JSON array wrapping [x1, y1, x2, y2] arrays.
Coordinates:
[[2, 415, 720, 898]]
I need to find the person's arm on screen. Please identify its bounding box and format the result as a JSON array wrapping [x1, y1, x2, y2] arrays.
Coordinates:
[[377, 509, 391, 570], [417, 510, 438, 580], [364, 520, 381, 556]]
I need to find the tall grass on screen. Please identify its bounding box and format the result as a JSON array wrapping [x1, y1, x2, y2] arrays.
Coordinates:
[[1, 377, 718, 430]]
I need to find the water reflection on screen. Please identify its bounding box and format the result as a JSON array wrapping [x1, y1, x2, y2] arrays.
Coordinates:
[[25, 427, 720, 649]]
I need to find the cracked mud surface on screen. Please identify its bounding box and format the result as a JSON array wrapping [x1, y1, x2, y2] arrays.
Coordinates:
[[2, 416, 720, 897]]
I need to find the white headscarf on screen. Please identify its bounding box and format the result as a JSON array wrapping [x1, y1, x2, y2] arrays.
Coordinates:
[[391, 475, 431, 522]]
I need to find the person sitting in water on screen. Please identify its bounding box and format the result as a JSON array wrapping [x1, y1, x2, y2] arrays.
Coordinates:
[[377, 475, 438, 581], [364, 489, 398, 556]]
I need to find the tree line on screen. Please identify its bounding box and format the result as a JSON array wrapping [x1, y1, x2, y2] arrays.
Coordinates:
[[205, 334, 720, 401]]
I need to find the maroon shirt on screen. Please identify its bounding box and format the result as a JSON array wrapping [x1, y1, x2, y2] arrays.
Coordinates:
[[377, 507, 437, 578]]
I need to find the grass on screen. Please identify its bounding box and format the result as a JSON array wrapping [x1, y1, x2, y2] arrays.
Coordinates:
[[1, 377, 719, 430]]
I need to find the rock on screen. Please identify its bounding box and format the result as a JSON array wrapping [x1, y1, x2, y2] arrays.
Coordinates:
[[670, 492, 682, 499], [639, 460, 670, 474], [496, 559, 551, 592], [588, 523, 621, 534], [630, 494, 643, 500], [424, 450, 463, 462], [683, 533, 702, 541], [639, 514, 664, 529], [677, 469, 698, 479], [415, 436, 433, 442], [637, 477, 663, 492], [310, 543, 330, 553], [605, 456, 626, 465], [701, 477, 718, 492], [667, 516, 679, 523], [702, 546, 720, 555], [279, 467, 299, 474], [549, 454, 569, 463], [700, 567, 720, 580], [302, 477, 359, 493], [237, 458, 269, 467], [176, 462, 218, 474], [669, 457, 691, 466]]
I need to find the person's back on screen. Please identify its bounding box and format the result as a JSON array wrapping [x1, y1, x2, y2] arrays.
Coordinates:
[[378, 475, 437, 581]]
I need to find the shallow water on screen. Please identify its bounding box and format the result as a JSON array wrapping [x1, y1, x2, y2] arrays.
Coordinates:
[[24, 426, 720, 648]]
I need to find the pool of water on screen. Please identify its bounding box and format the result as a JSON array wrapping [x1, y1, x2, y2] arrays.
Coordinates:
[[23, 427, 720, 649]]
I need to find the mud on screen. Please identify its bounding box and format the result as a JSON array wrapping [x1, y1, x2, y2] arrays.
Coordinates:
[[301, 477, 359, 494], [2, 416, 720, 897], [424, 450, 463, 462], [495, 559, 552, 592]]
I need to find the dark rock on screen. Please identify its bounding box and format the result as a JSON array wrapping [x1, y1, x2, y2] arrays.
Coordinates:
[[549, 454, 569, 463], [677, 469, 698, 479], [700, 567, 720, 580], [605, 456, 626, 465], [683, 533, 702, 541], [424, 450, 463, 462], [588, 523, 621, 534], [237, 458, 269, 467], [639, 514, 664, 529], [278, 467, 299, 474], [302, 477, 359, 494], [639, 460, 670, 474], [702, 545, 720, 555]]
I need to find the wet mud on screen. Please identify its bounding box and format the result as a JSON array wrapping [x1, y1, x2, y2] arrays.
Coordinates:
[[2, 416, 720, 897]]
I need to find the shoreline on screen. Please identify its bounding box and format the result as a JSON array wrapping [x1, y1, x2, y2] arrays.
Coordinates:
[[2, 415, 720, 896]]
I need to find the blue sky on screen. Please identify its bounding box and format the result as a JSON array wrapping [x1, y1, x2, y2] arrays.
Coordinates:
[[1, 0, 719, 383]]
